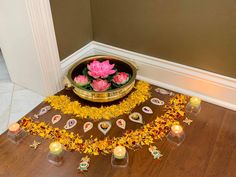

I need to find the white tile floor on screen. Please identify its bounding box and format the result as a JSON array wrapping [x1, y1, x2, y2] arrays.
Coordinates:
[[0, 51, 44, 134]]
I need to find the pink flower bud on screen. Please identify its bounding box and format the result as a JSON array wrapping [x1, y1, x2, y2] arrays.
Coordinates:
[[112, 72, 129, 85], [74, 75, 90, 86], [91, 79, 111, 91]]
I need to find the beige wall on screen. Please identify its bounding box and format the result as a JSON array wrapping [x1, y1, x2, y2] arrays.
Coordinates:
[[91, 0, 236, 78], [50, 0, 92, 60]]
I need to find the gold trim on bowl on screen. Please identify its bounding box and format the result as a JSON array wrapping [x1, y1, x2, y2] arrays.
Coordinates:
[[65, 55, 137, 102]]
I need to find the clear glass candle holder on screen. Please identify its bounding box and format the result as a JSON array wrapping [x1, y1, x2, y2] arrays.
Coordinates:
[[185, 102, 201, 117], [167, 125, 185, 146], [7, 128, 27, 144], [111, 152, 129, 168], [47, 151, 64, 166]]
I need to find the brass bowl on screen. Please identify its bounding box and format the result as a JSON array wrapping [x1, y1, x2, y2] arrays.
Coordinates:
[[65, 55, 137, 102]]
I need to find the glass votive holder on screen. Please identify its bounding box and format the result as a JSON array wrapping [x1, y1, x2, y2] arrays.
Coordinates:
[[111, 146, 129, 168], [185, 97, 201, 117], [47, 142, 64, 166], [167, 125, 185, 146], [7, 123, 27, 144]]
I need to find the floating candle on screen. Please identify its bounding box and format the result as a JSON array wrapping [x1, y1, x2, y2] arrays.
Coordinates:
[[190, 97, 201, 107], [114, 146, 126, 159], [49, 142, 63, 155], [9, 123, 20, 133]]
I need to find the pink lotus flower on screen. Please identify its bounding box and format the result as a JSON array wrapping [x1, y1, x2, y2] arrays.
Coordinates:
[[87, 60, 116, 79], [74, 75, 90, 86], [91, 79, 111, 91], [112, 72, 129, 85]]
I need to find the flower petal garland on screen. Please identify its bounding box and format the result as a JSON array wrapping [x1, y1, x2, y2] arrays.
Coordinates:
[[44, 81, 151, 121], [20, 94, 188, 156]]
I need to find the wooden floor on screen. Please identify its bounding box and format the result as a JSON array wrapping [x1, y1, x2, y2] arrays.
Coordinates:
[[0, 87, 236, 177]]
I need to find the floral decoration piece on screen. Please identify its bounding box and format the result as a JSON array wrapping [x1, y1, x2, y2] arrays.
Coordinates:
[[183, 117, 193, 125], [30, 140, 41, 150], [73, 59, 132, 92], [151, 98, 165, 106], [98, 121, 112, 135], [64, 119, 77, 130], [45, 81, 151, 121], [155, 88, 174, 96], [51, 114, 62, 124], [129, 112, 143, 124], [112, 72, 129, 85], [78, 156, 90, 172], [87, 60, 116, 79], [90, 79, 111, 91], [20, 94, 188, 156], [142, 106, 153, 114], [148, 146, 162, 159], [83, 122, 93, 133], [116, 119, 126, 129], [74, 75, 90, 87], [34, 106, 51, 119]]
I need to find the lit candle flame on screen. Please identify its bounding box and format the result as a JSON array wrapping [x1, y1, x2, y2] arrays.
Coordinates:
[[171, 125, 183, 135], [190, 97, 201, 107]]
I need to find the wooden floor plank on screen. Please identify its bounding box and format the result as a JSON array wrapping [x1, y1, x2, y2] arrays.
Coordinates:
[[1, 86, 236, 177], [204, 110, 236, 177], [157, 102, 227, 177]]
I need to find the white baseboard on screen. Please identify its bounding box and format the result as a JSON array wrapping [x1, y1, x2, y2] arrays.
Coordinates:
[[61, 41, 236, 111], [61, 42, 96, 74]]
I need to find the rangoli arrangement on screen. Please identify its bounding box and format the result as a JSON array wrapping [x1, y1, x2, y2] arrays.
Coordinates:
[[20, 93, 188, 156], [7, 55, 201, 173]]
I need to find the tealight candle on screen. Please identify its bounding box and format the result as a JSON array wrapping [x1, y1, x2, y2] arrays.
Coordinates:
[[114, 146, 126, 159], [170, 125, 184, 137], [49, 142, 63, 155], [167, 124, 185, 146], [9, 123, 20, 133], [190, 97, 201, 108]]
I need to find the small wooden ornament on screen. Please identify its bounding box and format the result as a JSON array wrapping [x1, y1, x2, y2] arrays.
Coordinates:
[[183, 117, 193, 125], [78, 156, 90, 172], [30, 140, 41, 150], [148, 146, 163, 159]]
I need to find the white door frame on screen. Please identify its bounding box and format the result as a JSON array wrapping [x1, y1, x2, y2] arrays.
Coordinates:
[[24, 0, 63, 95], [0, 0, 63, 96]]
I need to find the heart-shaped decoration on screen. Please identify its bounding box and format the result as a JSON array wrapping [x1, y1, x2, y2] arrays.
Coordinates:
[[155, 88, 174, 96], [34, 106, 52, 118], [83, 122, 93, 133], [51, 114, 62, 124], [151, 98, 165, 106], [129, 112, 143, 124], [116, 119, 126, 129], [39, 106, 51, 116], [64, 119, 77, 129], [142, 106, 153, 114], [45, 106, 51, 111], [98, 121, 111, 135]]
